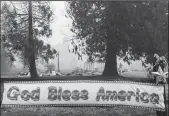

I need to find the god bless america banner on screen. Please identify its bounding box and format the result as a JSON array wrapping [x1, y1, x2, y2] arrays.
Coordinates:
[[1, 80, 165, 111]]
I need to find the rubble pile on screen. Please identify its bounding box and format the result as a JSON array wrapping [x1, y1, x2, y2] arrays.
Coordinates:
[[66, 67, 102, 76]]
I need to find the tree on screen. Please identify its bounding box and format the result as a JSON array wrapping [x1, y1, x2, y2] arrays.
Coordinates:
[[66, 1, 168, 76], [1, 1, 57, 78]]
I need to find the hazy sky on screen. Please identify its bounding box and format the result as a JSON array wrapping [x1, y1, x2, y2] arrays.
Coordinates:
[[10, 1, 146, 73], [43, 1, 88, 72], [43, 1, 73, 46]]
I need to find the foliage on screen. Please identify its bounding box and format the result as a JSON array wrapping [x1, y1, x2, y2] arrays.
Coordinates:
[[1, 1, 57, 67], [66, 1, 168, 66]]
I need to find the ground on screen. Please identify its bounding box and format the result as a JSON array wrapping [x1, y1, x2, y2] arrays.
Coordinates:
[[1, 107, 156, 116]]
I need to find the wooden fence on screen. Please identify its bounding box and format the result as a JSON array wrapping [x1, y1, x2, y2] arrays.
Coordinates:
[[83, 62, 105, 72]]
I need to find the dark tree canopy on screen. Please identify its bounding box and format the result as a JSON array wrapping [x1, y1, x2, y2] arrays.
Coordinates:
[[66, 1, 168, 76]]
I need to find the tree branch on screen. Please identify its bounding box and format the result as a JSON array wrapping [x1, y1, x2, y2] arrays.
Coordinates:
[[17, 19, 29, 25], [16, 13, 28, 16], [32, 16, 52, 22]]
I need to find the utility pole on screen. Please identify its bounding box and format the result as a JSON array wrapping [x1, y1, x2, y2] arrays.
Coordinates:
[[57, 51, 60, 72]]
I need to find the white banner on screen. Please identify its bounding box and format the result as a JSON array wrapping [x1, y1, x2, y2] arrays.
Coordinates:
[[1, 80, 165, 111]]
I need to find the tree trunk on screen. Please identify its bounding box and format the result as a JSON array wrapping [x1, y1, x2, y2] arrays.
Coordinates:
[[28, 1, 38, 78], [102, 43, 118, 76], [102, 2, 118, 77]]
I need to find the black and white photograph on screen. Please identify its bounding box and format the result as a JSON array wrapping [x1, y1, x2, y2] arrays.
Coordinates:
[[0, 1, 168, 116]]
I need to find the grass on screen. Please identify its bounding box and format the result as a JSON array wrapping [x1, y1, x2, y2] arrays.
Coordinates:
[[1, 106, 156, 116]]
